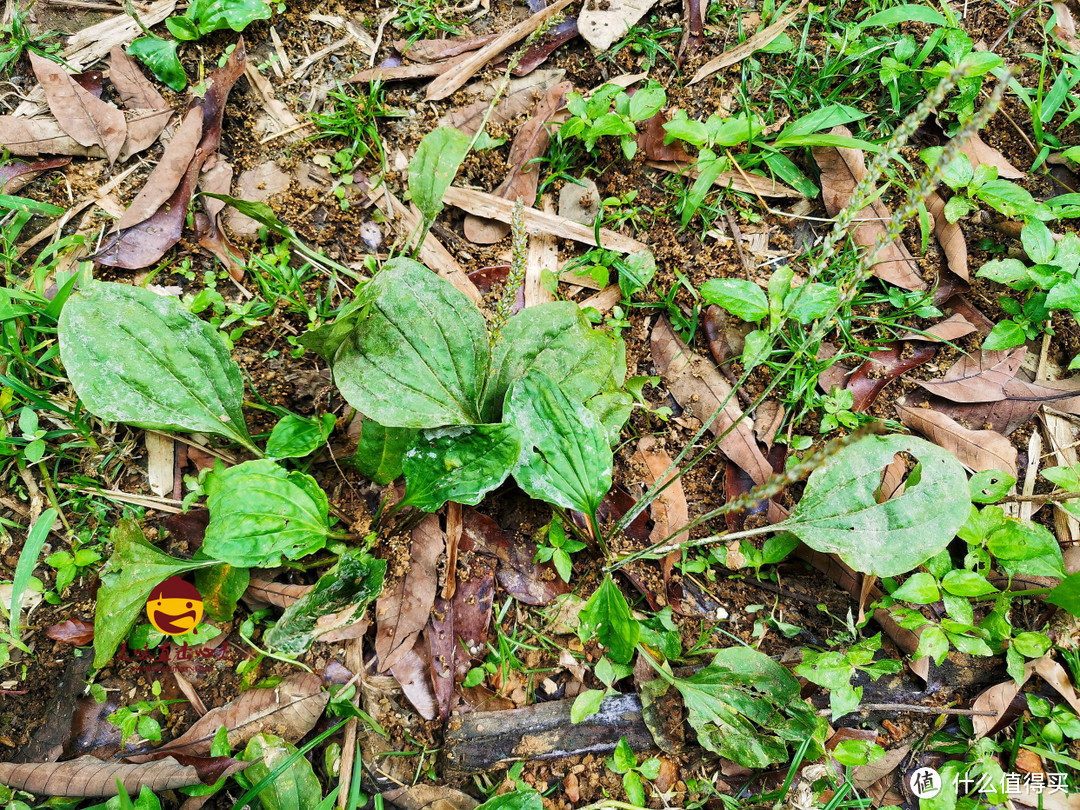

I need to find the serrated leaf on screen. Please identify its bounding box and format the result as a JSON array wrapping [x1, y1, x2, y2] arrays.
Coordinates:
[[128, 38, 187, 91], [776, 434, 970, 577], [264, 549, 385, 655], [579, 574, 639, 664], [58, 281, 255, 452], [409, 127, 470, 223], [400, 423, 521, 512], [483, 302, 624, 420], [349, 420, 417, 485], [332, 258, 490, 428], [507, 371, 612, 518], [202, 459, 331, 567], [94, 520, 216, 667]]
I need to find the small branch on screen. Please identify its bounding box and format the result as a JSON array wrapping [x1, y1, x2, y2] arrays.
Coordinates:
[[820, 703, 996, 716], [1001, 490, 1080, 504]]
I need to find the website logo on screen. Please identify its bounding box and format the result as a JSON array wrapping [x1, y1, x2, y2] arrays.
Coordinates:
[[146, 576, 203, 635]]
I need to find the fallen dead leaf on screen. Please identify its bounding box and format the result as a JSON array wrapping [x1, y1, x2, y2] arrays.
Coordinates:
[[389, 637, 439, 721], [128, 673, 327, 761], [0, 156, 70, 194], [396, 34, 499, 62], [464, 80, 570, 244], [834, 342, 937, 412], [637, 112, 694, 163], [375, 514, 442, 672], [578, 0, 660, 51], [0, 116, 108, 159], [814, 126, 923, 290], [31, 52, 126, 165], [652, 317, 773, 485], [895, 400, 1019, 477], [350, 53, 472, 83], [382, 785, 478, 810], [45, 619, 94, 646], [925, 190, 968, 280], [900, 312, 977, 342], [689, 1, 808, 85], [460, 506, 568, 605], [443, 70, 566, 135], [646, 160, 804, 198], [960, 130, 1024, 180], [916, 348, 1026, 403], [514, 19, 580, 76], [0, 756, 243, 797], [117, 108, 204, 230]]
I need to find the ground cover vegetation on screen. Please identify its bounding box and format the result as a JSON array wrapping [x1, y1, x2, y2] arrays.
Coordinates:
[[0, 0, 1080, 807]]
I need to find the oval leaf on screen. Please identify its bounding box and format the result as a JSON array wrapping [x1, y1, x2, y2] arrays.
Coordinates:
[[58, 281, 254, 452], [400, 423, 522, 512], [202, 460, 330, 567], [779, 434, 970, 577], [332, 258, 490, 428]]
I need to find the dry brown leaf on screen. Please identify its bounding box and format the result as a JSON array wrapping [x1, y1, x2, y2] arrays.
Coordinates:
[[376, 514, 442, 672], [925, 190, 968, 280], [0, 156, 70, 194], [689, 1, 808, 85], [108, 46, 168, 112], [426, 0, 575, 100], [396, 34, 499, 62], [31, 52, 126, 165], [0, 116, 108, 158], [646, 159, 803, 198], [579, 0, 660, 51], [350, 53, 472, 83], [129, 673, 326, 762], [0, 756, 243, 798], [900, 312, 977, 342], [382, 785, 478, 810], [243, 577, 310, 609], [895, 400, 1019, 477], [814, 126, 923, 290], [459, 507, 568, 605], [121, 109, 173, 162], [652, 317, 773, 485], [637, 112, 694, 162], [960, 130, 1024, 180], [916, 348, 1026, 402], [634, 436, 689, 548], [63, 0, 177, 71], [389, 637, 438, 721], [445, 185, 648, 253], [835, 342, 937, 412], [45, 619, 94, 646], [117, 108, 204, 230], [442, 69, 566, 135], [464, 80, 570, 244], [524, 195, 559, 306], [1034, 655, 1080, 716], [851, 743, 911, 791]]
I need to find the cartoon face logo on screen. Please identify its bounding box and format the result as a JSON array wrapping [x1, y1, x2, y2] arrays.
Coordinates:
[[146, 577, 203, 635]]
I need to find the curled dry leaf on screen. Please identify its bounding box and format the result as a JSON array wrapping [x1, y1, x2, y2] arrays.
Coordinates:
[[514, 19, 580, 76], [652, 317, 773, 485], [813, 126, 923, 290], [381, 785, 478, 810], [0, 156, 70, 194], [443, 70, 566, 135], [464, 80, 571, 244], [396, 34, 499, 62], [460, 506, 568, 605], [960, 130, 1024, 180], [109, 46, 172, 160], [634, 436, 689, 549], [973, 655, 1080, 738], [46, 619, 94, 646], [637, 112, 694, 163], [925, 190, 968, 280], [117, 108, 204, 230], [127, 673, 327, 761], [834, 342, 937, 412], [688, 0, 808, 85], [0, 755, 243, 798], [376, 513, 442, 672], [895, 400, 1019, 477], [900, 312, 978, 343], [30, 52, 127, 165], [350, 53, 472, 83], [389, 637, 439, 721]]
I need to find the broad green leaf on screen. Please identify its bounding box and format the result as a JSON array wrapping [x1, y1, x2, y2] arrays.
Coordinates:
[[409, 127, 470, 222], [619, 249, 656, 299], [94, 520, 216, 667], [579, 574, 640, 664], [628, 82, 665, 121], [785, 283, 838, 323], [700, 279, 768, 322], [1012, 631, 1051, 658], [987, 521, 1066, 579], [795, 650, 851, 690], [128, 38, 187, 91], [975, 180, 1050, 221], [1048, 572, 1080, 616], [349, 420, 418, 485], [332, 259, 490, 428], [266, 413, 335, 461], [611, 736, 636, 772], [659, 647, 827, 768], [976, 258, 1031, 288], [832, 740, 884, 767], [969, 469, 1016, 503], [663, 116, 708, 147], [1022, 221, 1056, 265], [585, 390, 633, 446], [941, 570, 997, 597], [474, 790, 543, 810], [263, 549, 385, 655], [775, 103, 866, 143], [399, 423, 522, 512], [202, 459, 331, 567], [194, 563, 249, 622], [861, 5, 948, 27], [186, 0, 271, 35], [777, 434, 970, 577], [571, 689, 606, 723], [165, 15, 201, 40], [241, 734, 323, 810], [483, 302, 623, 420], [10, 508, 56, 640], [507, 372, 613, 518], [58, 281, 255, 453], [891, 572, 940, 604], [982, 319, 1027, 351], [622, 772, 644, 806]]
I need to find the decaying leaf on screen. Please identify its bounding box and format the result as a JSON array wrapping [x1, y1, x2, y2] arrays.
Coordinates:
[[925, 190, 968, 280], [396, 34, 499, 62], [637, 112, 694, 163], [460, 506, 568, 605], [900, 312, 978, 342], [973, 655, 1080, 738], [579, 0, 660, 51], [117, 108, 204, 230], [688, 1, 808, 85], [350, 53, 472, 84], [464, 80, 571, 244], [127, 673, 327, 761], [30, 52, 127, 164], [824, 342, 936, 412], [652, 317, 773, 485], [916, 348, 1025, 403], [109, 46, 172, 160], [443, 69, 566, 135], [960, 130, 1024, 180], [646, 160, 803, 198], [514, 18, 580, 76], [381, 785, 478, 810], [376, 514, 442, 672], [389, 638, 439, 721], [0, 755, 243, 797], [895, 400, 1019, 477], [0, 156, 70, 194], [814, 126, 923, 290], [46, 619, 94, 646], [0, 116, 108, 158]]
